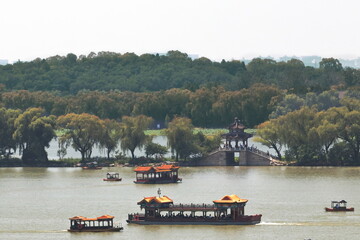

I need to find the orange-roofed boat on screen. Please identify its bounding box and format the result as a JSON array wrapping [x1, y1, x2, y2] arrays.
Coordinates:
[[68, 215, 123, 232], [325, 200, 354, 212], [127, 194, 261, 225], [103, 172, 122, 181], [133, 164, 182, 184]]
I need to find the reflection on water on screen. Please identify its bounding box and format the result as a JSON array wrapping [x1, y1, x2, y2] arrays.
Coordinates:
[[1, 166, 360, 240]]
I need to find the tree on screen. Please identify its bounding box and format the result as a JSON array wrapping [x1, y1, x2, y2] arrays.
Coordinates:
[[278, 107, 321, 164], [0, 108, 21, 158], [145, 142, 168, 159], [166, 117, 196, 161], [254, 119, 284, 160], [13, 108, 56, 164], [57, 113, 105, 162], [99, 119, 122, 160], [119, 115, 153, 160], [329, 107, 360, 164], [269, 94, 304, 119]]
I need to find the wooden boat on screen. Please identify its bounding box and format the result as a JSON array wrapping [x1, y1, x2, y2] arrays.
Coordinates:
[[82, 162, 102, 170], [127, 194, 262, 225], [68, 215, 123, 232], [133, 164, 182, 184], [325, 200, 354, 212], [103, 172, 122, 181], [82, 166, 102, 170]]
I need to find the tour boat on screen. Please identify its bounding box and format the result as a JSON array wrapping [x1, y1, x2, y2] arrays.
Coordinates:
[[127, 194, 262, 225], [68, 215, 123, 232], [325, 200, 354, 212], [133, 164, 182, 184], [103, 172, 122, 181], [82, 162, 102, 170]]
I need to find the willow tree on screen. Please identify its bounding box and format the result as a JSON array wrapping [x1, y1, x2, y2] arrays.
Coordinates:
[[165, 117, 196, 161], [99, 119, 122, 160], [254, 118, 284, 160], [328, 106, 360, 164], [57, 113, 105, 162], [119, 115, 153, 160], [13, 107, 56, 164], [0, 108, 21, 159]]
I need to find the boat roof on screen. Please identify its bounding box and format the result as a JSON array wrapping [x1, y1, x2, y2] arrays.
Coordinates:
[[69, 215, 114, 221], [134, 166, 156, 172], [156, 164, 180, 170], [213, 194, 248, 204], [107, 172, 119, 174], [134, 164, 180, 173], [138, 195, 173, 204], [332, 200, 347, 203]]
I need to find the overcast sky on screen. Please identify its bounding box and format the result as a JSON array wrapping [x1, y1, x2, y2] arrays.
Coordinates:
[[1, 0, 360, 62]]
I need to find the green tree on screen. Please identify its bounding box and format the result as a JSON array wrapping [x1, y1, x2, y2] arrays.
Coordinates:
[[269, 94, 304, 119], [329, 107, 360, 164], [279, 107, 321, 164], [254, 119, 284, 160], [119, 115, 153, 160], [13, 108, 56, 164], [57, 113, 105, 162], [99, 119, 122, 160], [145, 142, 168, 159], [0, 108, 21, 158], [166, 117, 196, 161]]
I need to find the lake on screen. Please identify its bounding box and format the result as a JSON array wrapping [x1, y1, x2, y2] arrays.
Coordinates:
[[1, 166, 359, 240]]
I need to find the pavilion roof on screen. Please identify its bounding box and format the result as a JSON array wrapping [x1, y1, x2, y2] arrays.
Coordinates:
[[69, 215, 114, 221], [138, 195, 173, 205], [213, 194, 248, 204], [228, 117, 246, 130]]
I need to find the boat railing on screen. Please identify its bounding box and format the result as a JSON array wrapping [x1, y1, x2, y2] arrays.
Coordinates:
[[169, 203, 216, 209], [114, 222, 123, 229]]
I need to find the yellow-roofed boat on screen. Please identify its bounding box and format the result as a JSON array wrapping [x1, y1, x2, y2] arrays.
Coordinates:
[[68, 215, 123, 232], [127, 193, 261, 225]]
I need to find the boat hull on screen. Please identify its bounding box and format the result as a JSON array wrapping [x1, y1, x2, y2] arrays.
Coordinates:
[[127, 215, 261, 225], [133, 180, 180, 184], [68, 227, 123, 232], [103, 178, 122, 181], [325, 207, 354, 212]]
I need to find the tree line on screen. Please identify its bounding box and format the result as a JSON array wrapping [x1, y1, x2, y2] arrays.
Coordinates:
[[0, 107, 219, 165], [255, 97, 360, 166], [0, 51, 359, 94], [0, 85, 283, 128], [1, 50, 360, 165]]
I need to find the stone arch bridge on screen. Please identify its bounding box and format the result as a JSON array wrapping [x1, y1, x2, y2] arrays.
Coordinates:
[[196, 147, 277, 166]]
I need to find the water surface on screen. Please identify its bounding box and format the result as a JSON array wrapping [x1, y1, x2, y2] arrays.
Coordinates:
[[1, 166, 359, 240]]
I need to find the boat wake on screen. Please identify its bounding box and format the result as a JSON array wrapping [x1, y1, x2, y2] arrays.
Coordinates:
[[260, 221, 360, 226]]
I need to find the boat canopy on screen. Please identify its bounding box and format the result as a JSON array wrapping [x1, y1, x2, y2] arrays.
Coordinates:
[[69, 215, 115, 221], [213, 194, 248, 204], [134, 164, 180, 173], [138, 196, 173, 205], [134, 166, 156, 172], [156, 164, 180, 172]]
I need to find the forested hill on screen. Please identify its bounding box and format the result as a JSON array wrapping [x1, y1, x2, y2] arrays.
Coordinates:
[[0, 50, 359, 94]]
